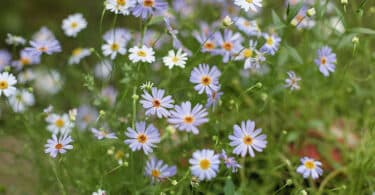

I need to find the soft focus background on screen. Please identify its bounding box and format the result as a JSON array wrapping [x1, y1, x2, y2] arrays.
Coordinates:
[[0, 0, 375, 194]]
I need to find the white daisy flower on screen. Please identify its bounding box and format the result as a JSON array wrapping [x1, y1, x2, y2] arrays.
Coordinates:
[[105, 0, 137, 15], [46, 113, 74, 134], [94, 60, 112, 80], [229, 120, 267, 157], [62, 13, 87, 37], [34, 70, 63, 95], [162, 49, 188, 69], [5, 33, 26, 46], [68, 48, 91, 65], [8, 89, 35, 113], [44, 134, 73, 158], [234, 0, 262, 12], [102, 39, 127, 60], [92, 189, 106, 195], [0, 72, 17, 97], [189, 149, 220, 181], [296, 157, 323, 179], [129, 45, 155, 63]]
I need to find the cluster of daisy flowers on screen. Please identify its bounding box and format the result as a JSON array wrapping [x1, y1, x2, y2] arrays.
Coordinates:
[[0, 0, 353, 192]]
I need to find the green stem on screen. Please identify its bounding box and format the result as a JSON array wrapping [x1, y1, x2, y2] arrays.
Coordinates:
[[318, 167, 346, 194]]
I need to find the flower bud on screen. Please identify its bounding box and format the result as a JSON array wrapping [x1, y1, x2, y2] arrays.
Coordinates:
[[352, 36, 359, 44], [307, 8, 316, 17], [222, 16, 233, 27], [341, 0, 348, 4]]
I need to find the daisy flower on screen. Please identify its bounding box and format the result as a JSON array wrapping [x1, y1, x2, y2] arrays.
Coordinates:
[[0, 50, 11, 71], [68, 48, 91, 65], [132, 0, 168, 19], [190, 64, 221, 94], [140, 87, 174, 118], [103, 28, 131, 43], [189, 149, 220, 181], [101, 86, 118, 106], [229, 120, 267, 157], [124, 121, 160, 155], [5, 33, 26, 46], [94, 60, 112, 80], [164, 17, 183, 49], [102, 39, 127, 60], [105, 0, 137, 15], [92, 189, 106, 195], [76, 105, 98, 130], [32, 26, 56, 42], [46, 113, 74, 134], [0, 72, 17, 97], [145, 157, 177, 183], [34, 70, 63, 95], [91, 128, 118, 140], [296, 157, 323, 179], [234, 0, 262, 12], [206, 90, 223, 110], [12, 49, 41, 70], [235, 17, 261, 36], [25, 39, 62, 56], [260, 33, 281, 55], [285, 71, 301, 90], [193, 25, 217, 53], [212, 30, 243, 63], [62, 13, 87, 37], [235, 40, 259, 70], [44, 134, 73, 158], [314, 46, 336, 77], [162, 49, 188, 69], [168, 101, 208, 134], [8, 89, 35, 113], [220, 150, 241, 173], [128, 45, 155, 63]]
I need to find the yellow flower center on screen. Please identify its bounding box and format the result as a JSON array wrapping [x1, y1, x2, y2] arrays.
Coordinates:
[[55, 143, 63, 149], [246, 0, 253, 3], [243, 135, 253, 145], [152, 99, 161, 108], [243, 48, 253, 58], [137, 134, 148, 144], [320, 57, 327, 65], [143, 0, 154, 7], [171, 56, 179, 63], [111, 43, 120, 51], [72, 48, 83, 56], [266, 37, 274, 45], [117, 0, 126, 6], [55, 119, 65, 128], [38, 46, 48, 52], [204, 42, 215, 50], [222, 42, 233, 51], [71, 22, 78, 28], [183, 115, 195, 124], [200, 76, 211, 86], [243, 21, 251, 27], [137, 50, 147, 57], [151, 169, 160, 177], [0, 80, 9, 90], [199, 159, 211, 170], [20, 57, 31, 65], [304, 160, 316, 169]]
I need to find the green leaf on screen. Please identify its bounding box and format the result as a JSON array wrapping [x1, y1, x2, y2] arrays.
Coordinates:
[[272, 10, 286, 30], [349, 27, 375, 35], [286, 46, 303, 64], [224, 178, 235, 195]]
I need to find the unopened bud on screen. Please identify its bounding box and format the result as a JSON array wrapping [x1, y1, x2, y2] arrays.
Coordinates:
[[352, 36, 359, 44], [222, 16, 233, 27], [132, 94, 139, 100], [307, 8, 316, 17], [341, 0, 348, 4], [171, 180, 178, 185], [286, 179, 293, 186]]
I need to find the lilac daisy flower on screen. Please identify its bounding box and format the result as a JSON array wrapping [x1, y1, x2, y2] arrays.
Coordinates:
[[220, 150, 241, 173], [76, 105, 99, 130], [145, 157, 177, 183], [314, 46, 336, 77], [285, 71, 301, 90], [296, 157, 323, 179], [140, 87, 174, 118], [0, 49, 11, 71], [168, 101, 208, 134], [132, 0, 168, 19], [190, 64, 221, 94], [206, 90, 223, 110], [91, 128, 118, 140], [12, 49, 41, 70], [25, 39, 62, 56], [193, 23, 218, 53], [124, 121, 160, 154], [212, 30, 243, 63], [44, 134, 73, 158], [260, 33, 281, 55], [229, 120, 267, 157], [235, 17, 261, 36], [189, 149, 220, 181]]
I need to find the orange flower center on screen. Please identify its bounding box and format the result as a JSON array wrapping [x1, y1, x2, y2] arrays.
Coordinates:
[[55, 143, 63, 149], [151, 169, 160, 177], [243, 135, 253, 145], [55, 119, 65, 128], [117, 0, 126, 5], [0, 80, 9, 90], [201, 76, 211, 86], [222, 42, 233, 51], [38, 46, 47, 52], [20, 57, 31, 65], [199, 159, 211, 170], [183, 115, 194, 124], [137, 134, 148, 144], [143, 0, 154, 7], [204, 42, 215, 50], [320, 57, 327, 65], [152, 99, 161, 108]]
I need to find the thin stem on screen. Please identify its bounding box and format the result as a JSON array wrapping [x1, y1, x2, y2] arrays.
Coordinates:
[[318, 167, 346, 195]]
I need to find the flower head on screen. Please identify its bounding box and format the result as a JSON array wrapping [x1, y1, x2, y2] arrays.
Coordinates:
[[105, 0, 137, 15], [212, 30, 243, 63], [76, 105, 98, 130], [260, 33, 281, 55], [91, 128, 118, 140], [69, 48, 91, 65], [25, 39, 62, 56], [234, 0, 262, 12], [235, 17, 261, 36], [5, 33, 26, 46], [285, 71, 301, 90], [205, 90, 223, 110], [124, 121, 160, 154], [44, 134, 73, 158], [12, 49, 41, 70], [190, 64, 221, 94], [163, 49, 188, 69], [314, 46, 336, 77], [129, 45, 155, 63], [0, 72, 17, 97], [0, 50, 11, 71], [102, 39, 127, 60], [132, 0, 168, 19], [168, 101, 208, 134], [140, 87, 174, 118], [46, 113, 74, 134], [220, 150, 241, 173], [189, 149, 220, 181], [62, 13, 87, 37], [229, 120, 267, 157], [145, 157, 177, 183], [296, 157, 323, 179], [8, 89, 35, 113]]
